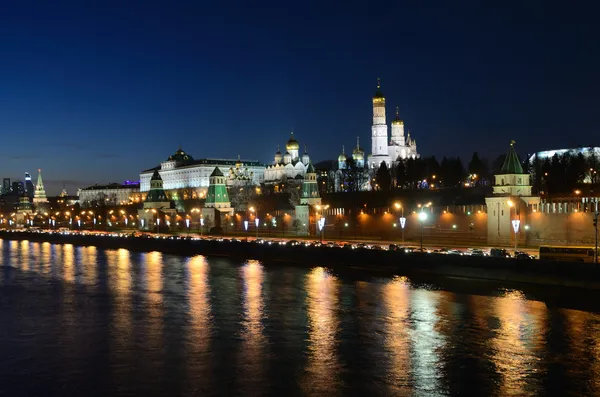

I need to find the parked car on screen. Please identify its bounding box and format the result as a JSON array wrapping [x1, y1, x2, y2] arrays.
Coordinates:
[[490, 248, 511, 258]]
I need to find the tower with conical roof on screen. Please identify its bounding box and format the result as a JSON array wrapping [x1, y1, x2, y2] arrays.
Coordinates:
[[485, 141, 540, 246], [205, 167, 231, 209], [15, 192, 33, 227], [33, 169, 47, 204], [138, 169, 176, 231], [145, 169, 170, 204], [202, 167, 233, 233], [300, 162, 321, 206], [492, 141, 532, 196]]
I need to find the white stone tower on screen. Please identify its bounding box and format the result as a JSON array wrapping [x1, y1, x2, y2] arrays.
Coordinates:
[[390, 106, 405, 146], [371, 78, 388, 157], [485, 141, 540, 246]]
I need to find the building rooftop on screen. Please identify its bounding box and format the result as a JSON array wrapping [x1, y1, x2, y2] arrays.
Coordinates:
[[500, 141, 524, 174], [80, 183, 140, 190], [142, 158, 264, 173]]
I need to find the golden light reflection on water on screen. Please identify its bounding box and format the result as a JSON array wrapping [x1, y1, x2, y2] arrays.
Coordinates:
[[63, 244, 75, 282], [146, 251, 163, 306], [562, 308, 600, 394], [303, 267, 341, 397], [144, 251, 164, 352], [382, 276, 412, 394], [19, 240, 30, 271], [238, 260, 267, 392], [81, 246, 97, 285], [41, 242, 51, 275], [489, 290, 547, 396], [186, 255, 212, 355]]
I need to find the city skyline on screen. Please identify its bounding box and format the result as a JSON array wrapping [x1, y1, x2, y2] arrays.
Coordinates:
[[1, 1, 598, 194]]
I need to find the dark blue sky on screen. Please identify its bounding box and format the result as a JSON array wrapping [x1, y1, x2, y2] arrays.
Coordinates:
[[1, 0, 598, 194]]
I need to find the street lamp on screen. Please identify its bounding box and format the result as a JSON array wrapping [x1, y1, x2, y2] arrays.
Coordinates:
[[418, 211, 427, 252], [395, 202, 405, 244], [255, 217, 259, 239]]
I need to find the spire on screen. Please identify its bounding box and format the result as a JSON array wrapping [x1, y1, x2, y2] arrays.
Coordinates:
[[33, 168, 47, 203], [356, 136, 360, 149], [500, 140, 524, 174], [304, 144, 307, 154], [342, 145, 345, 155], [373, 77, 384, 99]]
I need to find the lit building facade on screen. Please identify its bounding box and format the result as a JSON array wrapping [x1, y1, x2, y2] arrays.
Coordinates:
[[78, 182, 142, 207], [140, 148, 265, 196], [264, 132, 312, 183]]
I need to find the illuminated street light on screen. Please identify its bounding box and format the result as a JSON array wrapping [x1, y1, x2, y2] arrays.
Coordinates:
[[418, 211, 427, 252]]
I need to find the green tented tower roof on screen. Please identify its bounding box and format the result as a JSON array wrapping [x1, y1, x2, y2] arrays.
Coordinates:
[[500, 141, 524, 174]]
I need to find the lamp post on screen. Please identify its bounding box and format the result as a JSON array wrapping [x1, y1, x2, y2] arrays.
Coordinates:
[[186, 218, 190, 236], [508, 200, 520, 251], [395, 202, 405, 244], [255, 217, 259, 239], [200, 217, 204, 237], [418, 211, 427, 252], [594, 212, 599, 264]]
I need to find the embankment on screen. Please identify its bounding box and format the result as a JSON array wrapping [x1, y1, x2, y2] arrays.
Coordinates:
[[2, 231, 599, 290]]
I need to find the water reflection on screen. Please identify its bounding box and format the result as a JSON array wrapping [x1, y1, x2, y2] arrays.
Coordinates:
[[490, 290, 547, 396], [19, 240, 30, 271], [238, 260, 267, 393], [5, 240, 600, 396], [63, 244, 75, 283], [303, 267, 341, 397], [382, 276, 413, 394], [410, 289, 445, 396], [185, 255, 213, 388]]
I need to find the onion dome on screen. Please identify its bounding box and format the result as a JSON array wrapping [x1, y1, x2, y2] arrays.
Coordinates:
[[391, 106, 404, 125], [338, 145, 347, 162], [373, 77, 384, 99], [286, 131, 300, 151], [274, 145, 282, 163], [352, 137, 364, 161], [168, 146, 193, 162], [301, 145, 310, 162], [235, 154, 243, 168]]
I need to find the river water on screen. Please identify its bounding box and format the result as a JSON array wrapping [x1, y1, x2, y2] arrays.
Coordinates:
[[1, 240, 600, 396]]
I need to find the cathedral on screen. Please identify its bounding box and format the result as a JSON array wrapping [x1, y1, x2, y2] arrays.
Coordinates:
[[367, 79, 419, 169], [264, 132, 312, 183]]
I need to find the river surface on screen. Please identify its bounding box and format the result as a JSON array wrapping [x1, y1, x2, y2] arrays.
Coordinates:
[[1, 240, 600, 396]]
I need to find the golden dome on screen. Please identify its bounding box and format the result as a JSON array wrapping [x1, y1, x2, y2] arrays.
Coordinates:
[[286, 132, 299, 151]]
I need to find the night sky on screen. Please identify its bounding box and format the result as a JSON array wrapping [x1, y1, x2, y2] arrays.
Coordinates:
[[1, 1, 598, 194]]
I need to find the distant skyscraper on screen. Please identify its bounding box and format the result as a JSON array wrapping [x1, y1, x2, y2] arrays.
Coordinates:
[[12, 181, 24, 195], [25, 172, 34, 200], [2, 178, 10, 195]]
